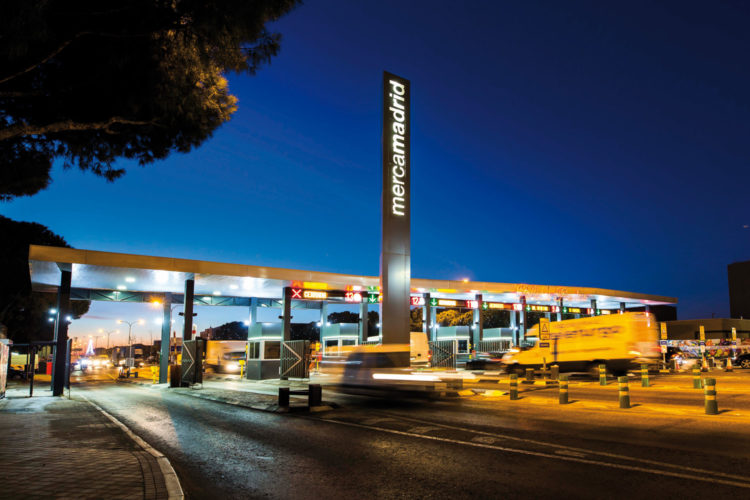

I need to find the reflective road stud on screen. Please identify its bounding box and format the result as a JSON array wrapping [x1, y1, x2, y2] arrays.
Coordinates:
[[618, 376, 630, 409], [559, 374, 569, 404], [599, 364, 607, 386], [509, 373, 519, 400], [693, 368, 703, 389], [704, 378, 718, 415], [641, 364, 649, 387]]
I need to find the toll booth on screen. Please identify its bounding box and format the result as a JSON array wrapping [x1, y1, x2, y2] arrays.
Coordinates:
[[320, 323, 359, 357], [246, 322, 281, 380], [436, 326, 471, 354], [480, 327, 515, 350]]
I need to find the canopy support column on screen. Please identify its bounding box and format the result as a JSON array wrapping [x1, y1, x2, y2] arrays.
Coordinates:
[[52, 266, 71, 397]]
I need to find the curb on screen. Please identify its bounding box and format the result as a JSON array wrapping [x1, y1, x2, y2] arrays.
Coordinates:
[[79, 395, 184, 500]]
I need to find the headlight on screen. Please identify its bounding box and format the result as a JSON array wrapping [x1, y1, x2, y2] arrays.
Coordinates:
[[226, 363, 240, 371]]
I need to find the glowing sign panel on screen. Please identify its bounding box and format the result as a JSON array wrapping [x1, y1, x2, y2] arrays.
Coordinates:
[[304, 290, 327, 300], [345, 292, 363, 303], [437, 299, 457, 307], [410, 296, 425, 306]]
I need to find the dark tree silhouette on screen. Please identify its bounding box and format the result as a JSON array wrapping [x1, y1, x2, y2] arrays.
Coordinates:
[[0, 0, 299, 200], [0, 216, 90, 342]]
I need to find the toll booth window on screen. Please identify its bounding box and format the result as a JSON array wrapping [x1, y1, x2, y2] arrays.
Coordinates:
[[458, 340, 469, 353], [342, 339, 356, 346], [247, 343, 260, 360], [324, 339, 338, 355], [263, 341, 280, 360]]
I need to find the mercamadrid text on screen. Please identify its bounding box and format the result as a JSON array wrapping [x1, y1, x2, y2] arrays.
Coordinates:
[[389, 79, 407, 216]]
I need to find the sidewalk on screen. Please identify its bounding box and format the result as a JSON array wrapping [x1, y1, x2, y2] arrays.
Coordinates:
[[0, 386, 180, 499]]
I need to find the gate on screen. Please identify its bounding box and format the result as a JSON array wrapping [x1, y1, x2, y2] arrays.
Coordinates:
[[478, 339, 511, 354], [181, 339, 205, 386], [429, 340, 457, 369], [280, 340, 310, 379]]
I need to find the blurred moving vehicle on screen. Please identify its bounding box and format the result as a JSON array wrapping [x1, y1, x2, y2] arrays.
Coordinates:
[[329, 344, 460, 395], [205, 340, 247, 373], [502, 312, 659, 376]]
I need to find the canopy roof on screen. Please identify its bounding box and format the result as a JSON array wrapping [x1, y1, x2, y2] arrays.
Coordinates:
[[28, 245, 676, 308]]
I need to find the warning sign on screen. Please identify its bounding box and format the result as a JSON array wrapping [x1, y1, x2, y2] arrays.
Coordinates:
[[699, 325, 705, 341], [539, 318, 551, 342], [660, 323, 667, 340]]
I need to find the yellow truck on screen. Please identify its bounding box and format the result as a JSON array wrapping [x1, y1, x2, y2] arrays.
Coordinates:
[[205, 340, 247, 374], [501, 312, 659, 376]]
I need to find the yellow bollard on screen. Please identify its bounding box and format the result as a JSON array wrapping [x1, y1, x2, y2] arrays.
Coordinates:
[[239, 359, 245, 379]]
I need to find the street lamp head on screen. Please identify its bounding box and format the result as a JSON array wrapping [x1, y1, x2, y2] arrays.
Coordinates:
[[49, 308, 57, 314]]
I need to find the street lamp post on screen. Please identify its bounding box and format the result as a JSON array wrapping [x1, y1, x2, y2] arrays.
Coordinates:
[[117, 319, 143, 376], [98, 329, 118, 351]]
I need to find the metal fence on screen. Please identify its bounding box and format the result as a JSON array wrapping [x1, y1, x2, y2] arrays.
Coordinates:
[[280, 340, 309, 379], [181, 339, 204, 386], [477, 339, 511, 353], [429, 340, 457, 369]]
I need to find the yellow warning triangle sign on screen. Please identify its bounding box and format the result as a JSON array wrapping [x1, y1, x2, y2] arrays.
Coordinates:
[[540, 322, 550, 334]]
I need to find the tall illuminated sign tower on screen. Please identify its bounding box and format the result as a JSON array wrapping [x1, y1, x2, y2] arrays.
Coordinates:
[[380, 71, 411, 365]]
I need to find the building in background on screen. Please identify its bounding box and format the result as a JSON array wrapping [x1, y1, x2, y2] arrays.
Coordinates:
[[728, 260, 750, 319]]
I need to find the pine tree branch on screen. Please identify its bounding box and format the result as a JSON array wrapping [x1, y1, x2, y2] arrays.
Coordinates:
[[0, 117, 156, 141]]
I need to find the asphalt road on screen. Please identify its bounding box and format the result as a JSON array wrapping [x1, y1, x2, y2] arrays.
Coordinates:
[[76, 379, 750, 500]]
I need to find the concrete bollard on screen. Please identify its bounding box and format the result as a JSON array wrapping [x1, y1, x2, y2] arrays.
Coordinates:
[[618, 376, 630, 409], [559, 374, 569, 404], [551, 365, 559, 381], [599, 364, 607, 386], [522, 368, 535, 384], [692, 368, 703, 389], [279, 387, 290, 407], [509, 373, 519, 400], [641, 364, 649, 387], [308, 384, 322, 407], [704, 378, 718, 415]]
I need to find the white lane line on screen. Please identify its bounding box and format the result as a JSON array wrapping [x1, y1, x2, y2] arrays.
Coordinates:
[[375, 411, 750, 483], [314, 417, 750, 490], [79, 394, 185, 500]]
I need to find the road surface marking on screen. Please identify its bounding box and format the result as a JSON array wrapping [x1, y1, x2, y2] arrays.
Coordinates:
[[371, 411, 750, 484], [555, 449, 587, 458], [471, 436, 498, 444], [407, 426, 443, 434], [312, 417, 750, 489]]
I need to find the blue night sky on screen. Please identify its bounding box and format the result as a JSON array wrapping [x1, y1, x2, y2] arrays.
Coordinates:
[[3, 1, 750, 344]]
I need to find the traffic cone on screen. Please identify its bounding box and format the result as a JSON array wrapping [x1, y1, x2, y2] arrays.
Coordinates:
[[701, 356, 709, 372], [725, 357, 733, 372]]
